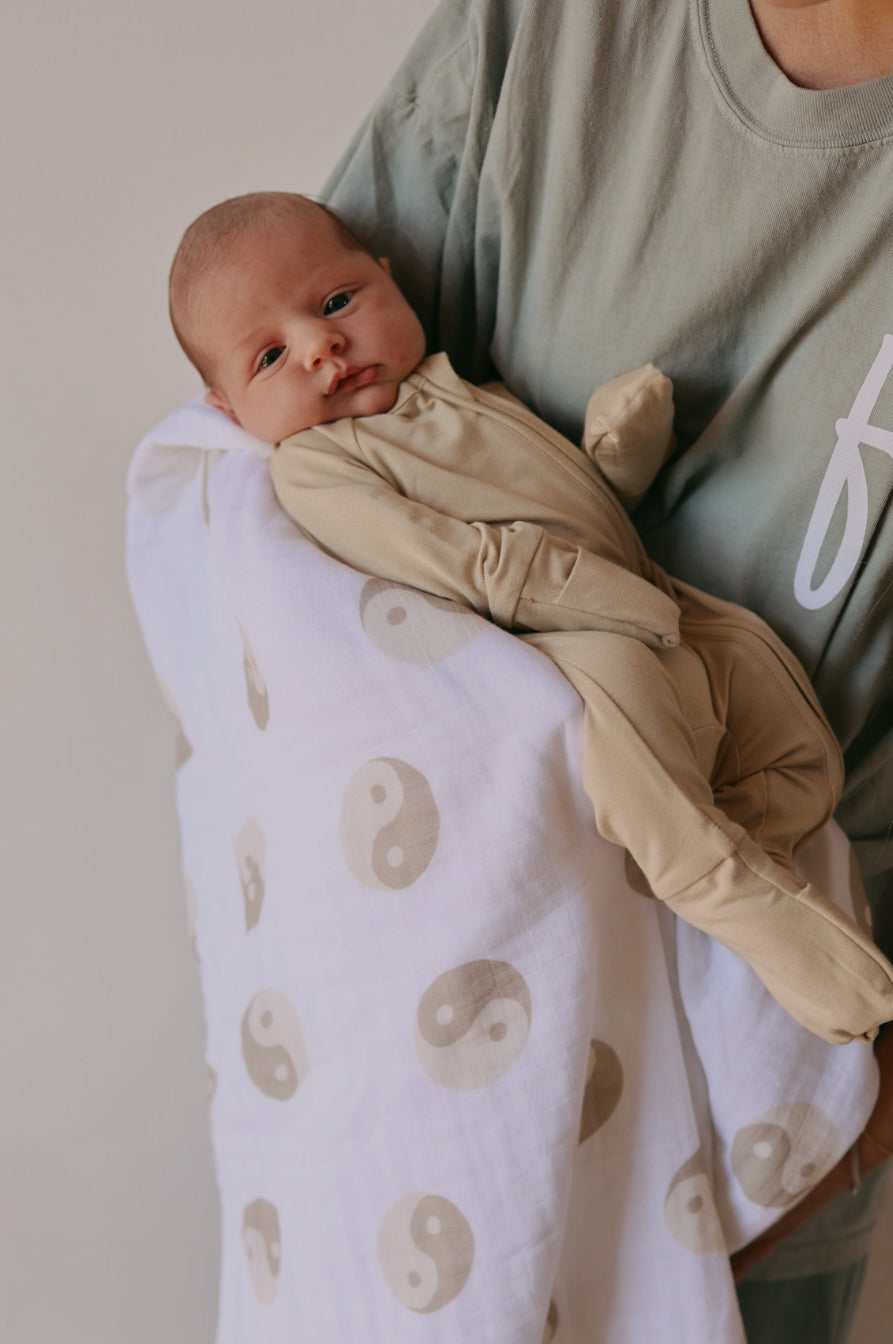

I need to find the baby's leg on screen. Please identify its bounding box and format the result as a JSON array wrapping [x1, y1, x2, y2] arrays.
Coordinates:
[[677, 583, 843, 869], [523, 629, 893, 1044]]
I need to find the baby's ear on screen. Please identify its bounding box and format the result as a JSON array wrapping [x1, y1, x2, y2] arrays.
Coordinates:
[[378, 257, 392, 275], [204, 388, 240, 425]]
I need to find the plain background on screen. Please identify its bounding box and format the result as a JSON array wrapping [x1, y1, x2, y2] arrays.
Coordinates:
[[1, 2, 889, 1341]]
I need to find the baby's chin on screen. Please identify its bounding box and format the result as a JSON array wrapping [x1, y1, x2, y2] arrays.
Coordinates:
[[274, 377, 404, 442], [338, 378, 402, 419], [289, 379, 402, 435]]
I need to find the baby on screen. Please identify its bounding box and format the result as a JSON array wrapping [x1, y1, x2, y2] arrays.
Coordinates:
[[169, 190, 893, 1043]]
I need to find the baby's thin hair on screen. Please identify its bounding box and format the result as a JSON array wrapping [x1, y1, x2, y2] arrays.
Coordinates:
[[168, 191, 365, 385]]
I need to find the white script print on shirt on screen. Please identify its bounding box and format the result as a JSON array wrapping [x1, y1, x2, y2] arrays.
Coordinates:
[[795, 334, 893, 611]]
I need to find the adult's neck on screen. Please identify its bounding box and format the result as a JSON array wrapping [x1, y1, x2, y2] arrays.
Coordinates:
[[749, 0, 893, 88]]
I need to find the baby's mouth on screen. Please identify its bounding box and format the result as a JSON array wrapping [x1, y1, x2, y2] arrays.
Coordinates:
[[328, 365, 380, 396]]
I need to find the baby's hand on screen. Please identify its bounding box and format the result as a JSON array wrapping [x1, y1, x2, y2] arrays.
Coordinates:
[[581, 364, 674, 508]]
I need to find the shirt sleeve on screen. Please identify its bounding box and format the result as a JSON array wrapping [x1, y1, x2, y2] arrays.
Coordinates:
[[321, 0, 503, 381], [270, 427, 680, 650], [838, 729, 893, 936]]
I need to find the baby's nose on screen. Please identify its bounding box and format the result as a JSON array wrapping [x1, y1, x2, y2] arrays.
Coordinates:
[[307, 326, 345, 369]]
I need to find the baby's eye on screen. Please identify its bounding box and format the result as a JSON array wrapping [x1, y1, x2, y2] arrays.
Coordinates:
[[323, 291, 353, 317], [258, 346, 285, 371]]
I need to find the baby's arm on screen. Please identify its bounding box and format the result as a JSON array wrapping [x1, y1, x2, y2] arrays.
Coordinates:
[[581, 365, 675, 509], [271, 426, 679, 650]]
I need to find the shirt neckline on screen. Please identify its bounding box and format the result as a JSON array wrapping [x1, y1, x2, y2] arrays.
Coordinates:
[[696, 0, 893, 148]]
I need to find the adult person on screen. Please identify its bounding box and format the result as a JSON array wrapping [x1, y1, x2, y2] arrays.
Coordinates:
[[320, 0, 893, 1339]]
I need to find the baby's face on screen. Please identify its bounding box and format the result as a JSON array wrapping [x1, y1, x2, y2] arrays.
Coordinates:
[[194, 208, 426, 443]]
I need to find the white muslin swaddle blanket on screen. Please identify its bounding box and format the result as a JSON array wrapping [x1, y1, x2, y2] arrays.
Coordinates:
[[126, 398, 878, 1344]]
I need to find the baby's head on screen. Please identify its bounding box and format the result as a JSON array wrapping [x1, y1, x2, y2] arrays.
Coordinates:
[[169, 191, 426, 443]]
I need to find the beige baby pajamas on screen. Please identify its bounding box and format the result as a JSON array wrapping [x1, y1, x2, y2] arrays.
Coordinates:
[[271, 353, 893, 1042]]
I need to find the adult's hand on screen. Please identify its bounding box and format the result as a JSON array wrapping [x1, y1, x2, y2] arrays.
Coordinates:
[[730, 1022, 893, 1282]]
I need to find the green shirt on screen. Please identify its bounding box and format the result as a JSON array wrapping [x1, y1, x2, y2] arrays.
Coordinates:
[[325, 0, 893, 938]]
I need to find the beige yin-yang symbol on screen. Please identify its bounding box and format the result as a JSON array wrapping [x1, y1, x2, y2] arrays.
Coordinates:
[[664, 1150, 726, 1253], [415, 960, 531, 1089], [359, 578, 482, 663], [579, 1040, 624, 1143], [731, 1102, 839, 1208], [542, 1299, 560, 1343], [340, 758, 440, 890], [241, 989, 309, 1101], [157, 677, 193, 768], [239, 626, 270, 730], [242, 1198, 281, 1305], [234, 818, 266, 931], [377, 1193, 474, 1313]]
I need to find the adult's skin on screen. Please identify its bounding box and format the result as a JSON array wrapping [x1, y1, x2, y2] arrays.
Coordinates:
[[751, 0, 893, 89]]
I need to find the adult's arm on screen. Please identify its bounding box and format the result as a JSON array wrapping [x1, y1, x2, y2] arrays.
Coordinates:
[[323, 0, 507, 381], [731, 1021, 893, 1280]]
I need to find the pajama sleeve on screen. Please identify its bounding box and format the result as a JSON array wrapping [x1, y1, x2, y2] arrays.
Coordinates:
[[270, 428, 680, 650]]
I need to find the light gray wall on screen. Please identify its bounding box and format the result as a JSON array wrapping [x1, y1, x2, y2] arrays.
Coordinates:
[[1, 2, 889, 1341], [0, 4, 434, 1341]]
